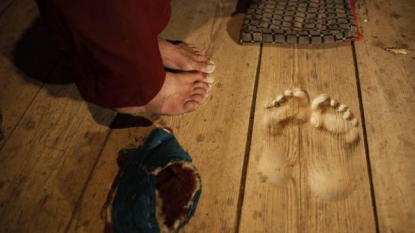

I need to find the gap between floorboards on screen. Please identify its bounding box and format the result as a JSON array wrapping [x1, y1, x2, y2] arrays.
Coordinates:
[[234, 43, 263, 233], [351, 41, 380, 233]]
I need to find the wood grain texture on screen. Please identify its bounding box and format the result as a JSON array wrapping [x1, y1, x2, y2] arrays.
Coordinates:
[[0, 61, 115, 233], [0, 0, 60, 148], [239, 43, 376, 233], [355, 0, 415, 232], [5, 0, 414, 232], [66, 118, 157, 233]]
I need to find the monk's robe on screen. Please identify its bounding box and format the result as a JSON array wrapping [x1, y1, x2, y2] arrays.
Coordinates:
[[35, 0, 171, 107]]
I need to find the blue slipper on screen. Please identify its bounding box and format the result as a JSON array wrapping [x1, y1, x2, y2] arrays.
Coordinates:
[[103, 128, 202, 233]]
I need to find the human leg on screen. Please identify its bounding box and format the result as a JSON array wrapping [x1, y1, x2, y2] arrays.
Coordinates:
[[36, 0, 215, 115]]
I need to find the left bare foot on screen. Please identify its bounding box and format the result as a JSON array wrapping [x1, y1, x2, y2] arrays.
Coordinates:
[[158, 39, 215, 74], [114, 71, 213, 115]]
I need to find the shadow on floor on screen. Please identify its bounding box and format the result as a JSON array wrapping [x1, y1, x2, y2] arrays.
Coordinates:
[[12, 18, 117, 127], [226, 0, 252, 44], [13, 18, 67, 84]]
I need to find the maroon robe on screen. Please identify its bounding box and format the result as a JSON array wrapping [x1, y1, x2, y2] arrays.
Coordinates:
[[36, 0, 171, 108]]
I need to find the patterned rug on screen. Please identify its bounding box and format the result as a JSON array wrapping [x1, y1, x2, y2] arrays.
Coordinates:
[[239, 0, 362, 44]]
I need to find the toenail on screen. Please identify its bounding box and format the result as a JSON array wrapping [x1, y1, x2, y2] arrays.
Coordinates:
[[207, 64, 216, 73], [209, 60, 215, 65], [206, 76, 215, 84]]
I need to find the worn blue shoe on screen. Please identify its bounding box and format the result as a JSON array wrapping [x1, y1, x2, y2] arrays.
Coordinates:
[[103, 128, 202, 233]]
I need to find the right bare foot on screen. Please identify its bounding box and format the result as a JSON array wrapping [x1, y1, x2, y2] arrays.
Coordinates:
[[158, 39, 215, 74], [115, 71, 214, 115]]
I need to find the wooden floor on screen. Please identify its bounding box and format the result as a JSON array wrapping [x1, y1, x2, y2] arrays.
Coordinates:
[[1, 0, 414, 232]]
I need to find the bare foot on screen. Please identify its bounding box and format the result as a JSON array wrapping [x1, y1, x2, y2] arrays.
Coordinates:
[[115, 71, 214, 115], [158, 39, 215, 74]]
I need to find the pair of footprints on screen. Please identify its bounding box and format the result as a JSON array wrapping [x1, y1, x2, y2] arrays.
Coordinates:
[[264, 88, 359, 144], [259, 88, 361, 197]]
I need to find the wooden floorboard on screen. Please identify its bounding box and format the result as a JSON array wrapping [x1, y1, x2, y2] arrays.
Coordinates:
[[0, 57, 115, 233], [66, 0, 260, 232], [355, 0, 415, 232], [2, 0, 414, 232], [65, 118, 159, 233], [0, 0, 60, 148], [239, 43, 376, 233]]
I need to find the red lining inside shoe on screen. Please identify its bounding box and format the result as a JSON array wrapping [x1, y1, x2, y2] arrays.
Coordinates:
[[156, 163, 197, 228]]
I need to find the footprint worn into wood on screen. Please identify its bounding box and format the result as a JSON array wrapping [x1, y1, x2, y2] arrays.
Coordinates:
[[264, 88, 310, 128], [103, 128, 202, 233], [258, 88, 309, 185], [310, 94, 359, 144]]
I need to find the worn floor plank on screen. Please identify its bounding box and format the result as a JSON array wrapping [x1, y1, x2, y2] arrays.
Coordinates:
[[66, 0, 260, 232], [355, 0, 415, 232], [239, 43, 376, 233], [66, 117, 158, 233], [3, 0, 414, 232], [0, 0, 60, 148], [0, 59, 115, 233]]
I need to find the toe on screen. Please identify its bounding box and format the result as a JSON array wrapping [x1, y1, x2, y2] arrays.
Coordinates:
[[193, 47, 205, 54], [192, 87, 208, 97], [195, 54, 210, 63], [186, 43, 196, 48], [182, 71, 207, 83], [183, 101, 199, 112], [193, 80, 212, 90], [206, 63, 215, 73], [192, 61, 215, 74], [203, 75, 215, 84], [192, 82, 211, 99], [184, 43, 203, 52], [189, 94, 205, 104]]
